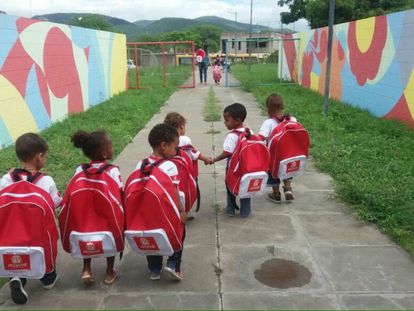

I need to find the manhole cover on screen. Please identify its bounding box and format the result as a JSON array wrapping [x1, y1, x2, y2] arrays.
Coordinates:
[[254, 258, 312, 288]]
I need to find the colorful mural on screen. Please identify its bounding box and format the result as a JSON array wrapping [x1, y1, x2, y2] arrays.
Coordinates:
[[0, 14, 127, 148], [280, 9, 414, 128]]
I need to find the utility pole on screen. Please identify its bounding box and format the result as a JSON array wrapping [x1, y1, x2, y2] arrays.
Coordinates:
[[323, 0, 335, 117], [235, 12, 238, 59], [248, 0, 253, 72]]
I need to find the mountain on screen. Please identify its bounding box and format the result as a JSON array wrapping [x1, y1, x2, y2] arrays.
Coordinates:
[[32, 13, 143, 37], [32, 13, 293, 39]]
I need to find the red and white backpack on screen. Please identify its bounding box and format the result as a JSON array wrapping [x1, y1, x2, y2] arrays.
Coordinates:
[[59, 163, 124, 259], [124, 159, 184, 256], [268, 116, 310, 180], [225, 129, 270, 198], [171, 149, 197, 213], [0, 169, 58, 279]]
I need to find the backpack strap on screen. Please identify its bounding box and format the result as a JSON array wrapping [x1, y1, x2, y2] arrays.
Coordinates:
[[140, 158, 164, 175], [81, 163, 114, 175], [11, 168, 42, 183]]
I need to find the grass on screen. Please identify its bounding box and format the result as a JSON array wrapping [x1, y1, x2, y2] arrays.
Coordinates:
[[128, 65, 192, 89], [232, 64, 414, 255], [203, 86, 221, 122]]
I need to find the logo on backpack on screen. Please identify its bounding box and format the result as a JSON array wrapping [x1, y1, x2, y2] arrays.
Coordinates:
[[79, 241, 104, 256], [133, 237, 159, 251], [286, 160, 300, 173], [3, 254, 31, 270], [247, 178, 262, 192]]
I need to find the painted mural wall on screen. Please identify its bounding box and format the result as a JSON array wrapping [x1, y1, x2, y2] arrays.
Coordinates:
[[0, 14, 127, 148], [280, 9, 414, 128]]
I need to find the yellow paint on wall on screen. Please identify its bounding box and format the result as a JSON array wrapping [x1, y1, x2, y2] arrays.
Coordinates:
[[355, 16, 376, 53], [310, 72, 319, 91], [0, 75, 38, 140], [403, 70, 414, 119], [110, 34, 127, 96]]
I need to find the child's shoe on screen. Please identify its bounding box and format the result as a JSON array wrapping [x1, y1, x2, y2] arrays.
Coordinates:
[[150, 272, 161, 281], [164, 266, 183, 281], [9, 277, 28, 304], [267, 191, 281, 204], [283, 186, 294, 202], [42, 271, 58, 289]]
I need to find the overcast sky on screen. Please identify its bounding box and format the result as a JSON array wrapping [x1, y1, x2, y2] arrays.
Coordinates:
[[0, 0, 308, 31]]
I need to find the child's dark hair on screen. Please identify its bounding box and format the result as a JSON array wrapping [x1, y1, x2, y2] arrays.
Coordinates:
[[71, 130, 110, 161], [164, 112, 186, 130], [15, 133, 48, 162], [148, 124, 179, 148], [266, 93, 284, 113], [223, 103, 247, 122]]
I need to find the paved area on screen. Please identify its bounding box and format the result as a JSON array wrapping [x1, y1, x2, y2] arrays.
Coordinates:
[[2, 75, 414, 309]]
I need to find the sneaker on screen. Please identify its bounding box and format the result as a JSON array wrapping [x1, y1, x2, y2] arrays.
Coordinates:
[[187, 209, 195, 220], [225, 211, 235, 217], [164, 266, 183, 281], [42, 271, 58, 290], [267, 192, 281, 204], [9, 277, 28, 305], [283, 186, 294, 202], [150, 272, 161, 281]]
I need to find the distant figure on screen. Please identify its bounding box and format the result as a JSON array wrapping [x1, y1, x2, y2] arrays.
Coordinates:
[[195, 46, 210, 85], [212, 61, 223, 85]]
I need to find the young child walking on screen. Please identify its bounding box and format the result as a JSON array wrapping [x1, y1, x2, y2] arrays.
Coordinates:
[[135, 123, 187, 281], [0, 133, 61, 304], [258, 93, 297, 203], [70, 130, 123, 285], [212, 61, 223, 85], [212, 103, 251, 217], [164, 112, 213, 218]]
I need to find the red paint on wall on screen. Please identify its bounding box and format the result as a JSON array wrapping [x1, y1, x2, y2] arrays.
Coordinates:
[[16, 17, 40, 33], [35, 65, 51, 116], [301, 51, 314, 88], [0, 39, 34, 98], [283, 34, 298, 82], [385, 95, 414, 128], [43, 27, 83, 113], [348, 16, 388, 86]]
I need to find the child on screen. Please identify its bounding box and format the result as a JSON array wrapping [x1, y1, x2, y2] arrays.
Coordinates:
[[212, 61, 223, 85], [258, 93, 297, 203], [71, 130, 122, 285], [164, 112, 213, 218], [212, 103, 251, 218], [136, 123, 186, 281], [0, 133, 61, 304]]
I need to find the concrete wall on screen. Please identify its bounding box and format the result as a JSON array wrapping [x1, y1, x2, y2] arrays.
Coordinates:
[[280, 9, 414, 127], [0, 14, 127, 148]]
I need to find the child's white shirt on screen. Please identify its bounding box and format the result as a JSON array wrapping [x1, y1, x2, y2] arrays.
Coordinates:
[[136, 157, 179, 185], [179, 136, 200, 161], [74, 161, 123, 188], [0, 173, 62, 208], [223, 127, 247, 156], [258, 116, 297, 139]]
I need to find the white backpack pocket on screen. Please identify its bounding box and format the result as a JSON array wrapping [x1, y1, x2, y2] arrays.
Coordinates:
[[69, 231, 117, 259], [238, 171, 269, 199], [278, 155, 307, 180], [125, 229, 173, 256], [0, 246, 45, 279]]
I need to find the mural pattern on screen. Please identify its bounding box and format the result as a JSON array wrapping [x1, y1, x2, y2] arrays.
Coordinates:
[[0, 14, 127, 148], [281, 9, 414, 128]]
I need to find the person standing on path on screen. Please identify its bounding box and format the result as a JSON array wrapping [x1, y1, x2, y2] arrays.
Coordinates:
[[196, 46, 210, 85]]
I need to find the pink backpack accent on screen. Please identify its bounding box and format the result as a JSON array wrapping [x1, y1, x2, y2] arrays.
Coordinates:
[[0, 169, 58, 278], [171, 149, 197, 213], [124, 159, 184, 256], [225, 129, 270, 198], [268, 117, 310, 179], [59, 164, 124, 259]]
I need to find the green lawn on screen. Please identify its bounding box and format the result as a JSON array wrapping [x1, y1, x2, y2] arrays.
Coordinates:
[[232, 64, 414, 255]]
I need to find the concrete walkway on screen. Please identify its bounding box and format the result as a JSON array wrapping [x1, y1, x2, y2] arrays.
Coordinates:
[[2, 76, 414, 309]]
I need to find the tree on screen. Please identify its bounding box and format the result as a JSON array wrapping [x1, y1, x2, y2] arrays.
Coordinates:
[[277, 0, 413, 28], [160, 31, 201, 47], [71, 14, 119, 32], [187, 25, 222, 52]]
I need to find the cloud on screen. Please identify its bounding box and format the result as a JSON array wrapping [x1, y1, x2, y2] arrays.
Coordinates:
[[0, 0, 308, 31]]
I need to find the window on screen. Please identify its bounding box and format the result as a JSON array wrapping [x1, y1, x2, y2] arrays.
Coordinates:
[[258, 41, 267, 48], [232, 39, 235, 49], [238, 41, 241, 50]]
